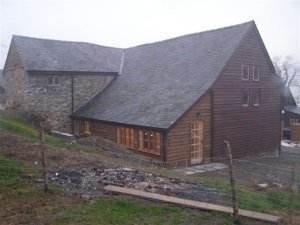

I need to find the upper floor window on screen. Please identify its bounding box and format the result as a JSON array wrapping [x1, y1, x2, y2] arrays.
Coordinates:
[[252, 88, 260, 106], [242, 65, 249, 80], [242, 88, 249, 106], [47, 76, 61, 86], [253, 66, 259, 81]]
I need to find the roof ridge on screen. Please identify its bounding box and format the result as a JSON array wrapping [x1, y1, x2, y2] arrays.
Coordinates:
[[12, 35, 124, 50], [126, 20, 254, 50]]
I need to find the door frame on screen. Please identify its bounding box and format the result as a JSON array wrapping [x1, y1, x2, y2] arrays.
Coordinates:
[[190, 120, 204, 164]]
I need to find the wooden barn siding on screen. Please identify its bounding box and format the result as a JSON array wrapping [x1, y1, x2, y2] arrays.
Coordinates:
[[167, 93, 212, 164], [77, 119, 163, 160], [211, 26, 281, 159]]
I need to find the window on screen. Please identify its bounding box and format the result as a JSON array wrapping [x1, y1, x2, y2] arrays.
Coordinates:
[[117, 127, 134, 149], [242, 88, 249, 106], [139, 130, 160, 155], [242, 65, 249, 80], [253, 66, 259, 81], [47, 76, 60, 86], [84, 121, 91, 134], [117, 127, 161, 155], [252, 88, 260, 106]]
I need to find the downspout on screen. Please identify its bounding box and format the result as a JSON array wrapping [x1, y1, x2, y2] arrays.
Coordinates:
[[210, 90, 214, 162], [162, 131, 167, 164], [71, 74, 74, 113]]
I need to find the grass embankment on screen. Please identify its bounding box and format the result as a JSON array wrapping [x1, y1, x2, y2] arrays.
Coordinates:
[[0, 154, 232, 225], [201, 179, 300, 213], [0, 110, 99, 152]]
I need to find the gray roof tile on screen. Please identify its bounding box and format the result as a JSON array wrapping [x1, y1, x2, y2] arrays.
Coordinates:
[[73, 21, 253, 129], [13, 36, 123, 72]]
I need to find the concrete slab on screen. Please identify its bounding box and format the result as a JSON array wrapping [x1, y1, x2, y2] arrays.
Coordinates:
[[174, 163, 228, 175]]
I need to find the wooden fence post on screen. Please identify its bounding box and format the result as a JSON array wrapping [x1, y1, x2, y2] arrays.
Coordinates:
[[39, 122, 48, 194], [224, 141, 239, 224]]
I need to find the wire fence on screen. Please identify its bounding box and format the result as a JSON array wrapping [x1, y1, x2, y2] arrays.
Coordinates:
[[1, 127, 300, 223]]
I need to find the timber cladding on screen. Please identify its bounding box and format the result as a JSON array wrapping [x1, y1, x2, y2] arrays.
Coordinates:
[[167, 93, 212, 165], [75, 119, 164, 160], [211, 25, 281, 159]]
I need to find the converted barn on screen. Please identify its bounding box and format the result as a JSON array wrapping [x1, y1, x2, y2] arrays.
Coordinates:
[[71, 21, 282, 165]]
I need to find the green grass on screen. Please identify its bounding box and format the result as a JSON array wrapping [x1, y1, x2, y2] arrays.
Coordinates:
[[0, 110, 100, 152], [0, 154, 26, 192], [0, 154, 231, 225], [200, 178, 300, 213], [57, 198, 228, 225]]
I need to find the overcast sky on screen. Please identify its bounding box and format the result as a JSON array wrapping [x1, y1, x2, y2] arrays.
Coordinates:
[[0, 0, 299, 69]]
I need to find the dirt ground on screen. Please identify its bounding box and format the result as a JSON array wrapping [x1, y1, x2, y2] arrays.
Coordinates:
[[1, 130, 299, 224]]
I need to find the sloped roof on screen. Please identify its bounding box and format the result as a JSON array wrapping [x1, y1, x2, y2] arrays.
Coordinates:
[[285, 106, 300, 115], [12, 36, 123, 72], [73, 21, 253, 129], [284, 86, 297, 107]]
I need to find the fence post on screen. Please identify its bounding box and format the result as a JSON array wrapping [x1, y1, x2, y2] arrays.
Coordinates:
[[39, 122, 48, 194], [224, 141, 239, 224]]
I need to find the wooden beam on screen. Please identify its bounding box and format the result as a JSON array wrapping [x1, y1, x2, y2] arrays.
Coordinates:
[[104, 185, 282, 224]]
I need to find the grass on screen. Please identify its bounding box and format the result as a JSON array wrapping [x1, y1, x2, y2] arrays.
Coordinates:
[[200, 178, 300, 213], [0, 154, 231, 225], [56, 198, 228, 225], [0, 154, 26, 192], [0, 110, 99, 152]]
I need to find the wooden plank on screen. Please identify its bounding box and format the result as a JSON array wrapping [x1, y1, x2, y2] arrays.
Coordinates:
[[104, 185, 282, 224]]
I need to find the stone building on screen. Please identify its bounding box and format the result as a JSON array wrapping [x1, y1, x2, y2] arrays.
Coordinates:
[[3, 36, 123, 132], [3, 21, 282, 165]]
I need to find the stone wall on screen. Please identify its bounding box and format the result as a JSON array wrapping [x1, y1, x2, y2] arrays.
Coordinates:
[[73, 74, 114, 111], [22, 72, 114, 132]]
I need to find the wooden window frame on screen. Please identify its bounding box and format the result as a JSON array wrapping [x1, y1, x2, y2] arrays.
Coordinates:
[[84, 120, 91, 135], [242, 88, 250, 107], [139, 130, 160, 155], [47, 76, 61, 86], [117, 127, 134, 149], [252, 88, 260, 106], [242, 65, 249, 81], [117, 127, 161, 155], [253, 66, 259, 81]]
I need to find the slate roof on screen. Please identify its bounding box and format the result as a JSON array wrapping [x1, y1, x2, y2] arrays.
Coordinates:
[[73, 21, 254, 129], [285, 106, 300, 115], [12, 36, 123, 73], [284, 86, 297, 107]]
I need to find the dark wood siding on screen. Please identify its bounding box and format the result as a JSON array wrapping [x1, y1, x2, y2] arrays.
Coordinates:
[[167, 92, 212, 165], [75, 119, 163, 159], [211, 26, 281, 159]]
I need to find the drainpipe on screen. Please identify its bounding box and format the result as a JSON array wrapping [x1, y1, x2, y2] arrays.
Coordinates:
[[210, 90, 214, 162], [162, 131, 167, 164], [71, 74, 74, 113]]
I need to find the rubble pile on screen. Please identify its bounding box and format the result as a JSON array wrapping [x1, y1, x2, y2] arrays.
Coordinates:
[[50, 167, 230, 205]]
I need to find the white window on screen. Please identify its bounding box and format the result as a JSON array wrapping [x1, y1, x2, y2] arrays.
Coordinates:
[[242, 65, 249, 80], [253, 66, 259, 81]]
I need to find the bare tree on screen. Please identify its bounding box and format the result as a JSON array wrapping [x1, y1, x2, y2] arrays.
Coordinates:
[[273, 56, 300, 87]]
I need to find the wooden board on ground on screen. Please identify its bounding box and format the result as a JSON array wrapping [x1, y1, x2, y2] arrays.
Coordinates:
[[104, 185, 282, 224]]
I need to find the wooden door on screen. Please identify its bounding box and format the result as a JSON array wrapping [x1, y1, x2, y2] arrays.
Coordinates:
[[191, 121, 204, 164]]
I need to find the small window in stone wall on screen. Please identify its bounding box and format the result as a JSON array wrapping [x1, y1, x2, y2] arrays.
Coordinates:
[[47, 76, 61, 86]]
